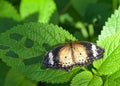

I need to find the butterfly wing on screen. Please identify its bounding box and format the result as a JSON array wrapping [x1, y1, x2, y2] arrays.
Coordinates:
[[58, 44, 74, 70], [43, 44, 75, 70], [77, 42, 104, 65], [43, 45, 64, 69], [43, 42, 104, 71], [72, 43, 88, 66]]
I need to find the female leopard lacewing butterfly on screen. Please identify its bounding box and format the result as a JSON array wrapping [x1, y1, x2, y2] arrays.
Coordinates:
[[43, 42, 104, 71]]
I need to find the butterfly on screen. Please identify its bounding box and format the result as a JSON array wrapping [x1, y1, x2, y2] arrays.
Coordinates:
[[43, 41, 104, 71]]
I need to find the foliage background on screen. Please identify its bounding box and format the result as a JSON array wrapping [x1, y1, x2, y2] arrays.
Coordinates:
[[0, 0, 120, 86]]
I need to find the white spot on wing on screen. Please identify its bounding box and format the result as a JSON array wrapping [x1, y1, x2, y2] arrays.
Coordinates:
[[48, 52, 54, 65], [91, 44, 98, 57]]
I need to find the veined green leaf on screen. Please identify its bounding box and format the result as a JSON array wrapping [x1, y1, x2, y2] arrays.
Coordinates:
[[0, 22, 77, 83], [94, 33, 120, 75], [26, 66, 80, 83], [70, 71, 102, 86], [93, 6, 120, 75], [98, 6, 120, 43], [104, 69, 120, 86]]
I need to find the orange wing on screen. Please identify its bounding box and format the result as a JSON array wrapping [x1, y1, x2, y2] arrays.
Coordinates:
[[58, 44, 74, 68], [72, 43, 88, 65], [43, 42, 104, 71]]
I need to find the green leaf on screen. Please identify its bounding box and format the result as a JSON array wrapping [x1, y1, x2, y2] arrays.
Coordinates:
[[0, 18, 19, 34], [98, 6, 120, 43], [20, 0, 56, 23], [4, 69, 36, 86], [94, 33, 120, 75], [0, 22, 77, 83], [71, 71, 103, 86], [27, 67, 80, 83], [71, 0, 97, 16], [49, 10, 59, 24], [0, 0, 20, 21], [93, 6, 120, 75], [104, 69, 120, 86], [0, 60, 10, 86]]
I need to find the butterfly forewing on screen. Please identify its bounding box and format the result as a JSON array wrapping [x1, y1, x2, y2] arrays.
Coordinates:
[[43, 45, 64, 68], [80, 42, 104, 63]]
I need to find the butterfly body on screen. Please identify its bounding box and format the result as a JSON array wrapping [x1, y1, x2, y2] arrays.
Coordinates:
[[43, 42, 104, 71]]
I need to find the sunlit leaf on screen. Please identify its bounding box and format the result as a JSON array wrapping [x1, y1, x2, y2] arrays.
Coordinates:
[[0, 22, 77, 83]]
